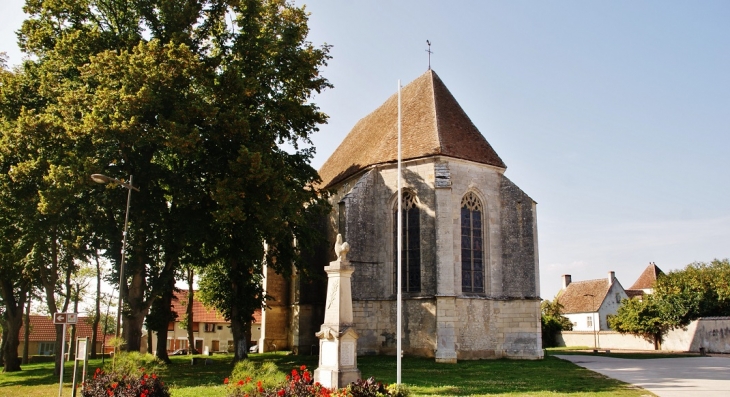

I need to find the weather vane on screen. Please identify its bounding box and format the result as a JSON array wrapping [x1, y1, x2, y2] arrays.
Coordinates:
[[426, 40, 433, 70]]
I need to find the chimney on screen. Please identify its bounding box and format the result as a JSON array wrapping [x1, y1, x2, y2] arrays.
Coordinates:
[[608, 271, 615, 286], [562, 274, 572, 289]]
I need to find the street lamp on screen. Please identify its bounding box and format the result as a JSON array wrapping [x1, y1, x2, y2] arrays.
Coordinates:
[[91, 174, 139, 343], [584, 293, 597, 350]]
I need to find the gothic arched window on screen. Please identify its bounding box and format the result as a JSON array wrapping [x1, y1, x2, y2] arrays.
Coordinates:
[[461, 192, 484, 293], [393, 191, 421, 293]]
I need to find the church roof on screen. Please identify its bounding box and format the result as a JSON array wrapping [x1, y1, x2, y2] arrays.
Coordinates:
[[629, 263, 664, 290], [318, 70, 506, 188], [557, 279, 611, 314]]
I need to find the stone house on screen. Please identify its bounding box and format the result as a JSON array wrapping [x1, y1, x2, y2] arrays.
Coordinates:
[[259, 70, 543, 361], [146, 290, 261, 354], [556, 272, 629, 332]]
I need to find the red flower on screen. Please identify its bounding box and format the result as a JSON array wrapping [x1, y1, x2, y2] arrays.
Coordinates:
[[292, 369, 298, 376], [303, 371, 311, 382], [238, 380, 244, 386], [107, 390, 113, 396], [144, 374, 149, 379], [257, 380, 263, 392], [111, 382, 118, 389], [224, 377, 229, 384], [152, 374, 157, 379], [300, 365, 307, 371], [277, 389, 285, 396]]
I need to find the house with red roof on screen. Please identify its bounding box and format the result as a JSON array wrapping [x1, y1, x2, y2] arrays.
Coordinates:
[[17, 315, 113, 357], [625, 262, 664, 299], [146, 290, 261, 354]]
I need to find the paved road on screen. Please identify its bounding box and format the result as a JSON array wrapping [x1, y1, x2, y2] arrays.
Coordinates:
[[555, 355, 730, 397]]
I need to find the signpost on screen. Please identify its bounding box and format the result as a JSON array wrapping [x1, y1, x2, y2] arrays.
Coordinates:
[[54, 313, 78, 397], [71, 337, 89, 397]]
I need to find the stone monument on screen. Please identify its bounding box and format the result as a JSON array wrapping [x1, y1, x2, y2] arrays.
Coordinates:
[[313, 234, 361, 388]]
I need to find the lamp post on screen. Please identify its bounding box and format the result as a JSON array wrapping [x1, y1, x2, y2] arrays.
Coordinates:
[[584, 293, 597, 350], [91, 174, 139, 343]]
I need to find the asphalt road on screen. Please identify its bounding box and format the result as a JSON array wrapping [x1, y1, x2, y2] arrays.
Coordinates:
[[555, 354, 730, 397]]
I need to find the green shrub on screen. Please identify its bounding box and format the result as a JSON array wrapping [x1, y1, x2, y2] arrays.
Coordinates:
[[106, 351, 166, 381], [227, 360, 286, 395], [385, 383, 410, 397]]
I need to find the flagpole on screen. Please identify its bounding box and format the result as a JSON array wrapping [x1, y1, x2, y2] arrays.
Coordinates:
[[396, 80, 403, 385]]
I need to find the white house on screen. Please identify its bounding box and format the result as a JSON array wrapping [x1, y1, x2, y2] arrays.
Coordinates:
[[557, 271, 628, 332]]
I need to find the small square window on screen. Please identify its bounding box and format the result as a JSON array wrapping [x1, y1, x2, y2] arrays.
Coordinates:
[[587, 316, 593, 328], [204, 323, 215, 332]]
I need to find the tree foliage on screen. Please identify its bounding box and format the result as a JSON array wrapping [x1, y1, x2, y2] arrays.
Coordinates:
[[609, 258, 730, 349], [540, 299, 572, 348], [4, 0, 331, 363]]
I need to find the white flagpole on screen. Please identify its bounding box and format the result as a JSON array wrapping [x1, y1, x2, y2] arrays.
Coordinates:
[[396, 80, 403, 385]]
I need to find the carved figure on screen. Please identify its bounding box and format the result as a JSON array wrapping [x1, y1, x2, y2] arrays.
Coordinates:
[[334, 234, 350, 262]]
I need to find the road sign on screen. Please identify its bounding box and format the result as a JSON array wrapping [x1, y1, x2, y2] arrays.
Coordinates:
[[53, 312, 78, 324]]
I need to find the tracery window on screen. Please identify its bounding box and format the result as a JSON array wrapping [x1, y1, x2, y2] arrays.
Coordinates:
[[461, 192, 484, 293], [393, 191, 421, 293]]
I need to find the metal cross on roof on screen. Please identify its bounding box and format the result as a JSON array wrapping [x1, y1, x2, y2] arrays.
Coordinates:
[[426, 40, 433, 70]]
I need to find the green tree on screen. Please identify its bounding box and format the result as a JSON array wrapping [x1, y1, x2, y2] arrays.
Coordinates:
[[10, 0, 331, 360], [609, 258, 730, 349], [653, 259, 730, 324], [540, 299, 572, 348], [608, 294, 672, 349]]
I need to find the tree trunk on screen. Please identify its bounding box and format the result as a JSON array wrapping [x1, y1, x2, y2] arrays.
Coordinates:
[[1, 277, 29, 372], [69, 299, 79, 360], [153, 276, 175, 364], [186, 268, 194, 354], [229, 304, 248, 363], [2, 311, 23, 372], [22, 299, 30, 364], [52, 259, 72, 376], [124, 257, 149, 352], [91, 252, 102, 359], [0, 317, 8, 367]]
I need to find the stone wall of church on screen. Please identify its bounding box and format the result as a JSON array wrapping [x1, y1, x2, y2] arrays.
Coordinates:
[[351, 298, 437, 357], [499, 176, 540, 298], [454, 298, 543, 359]]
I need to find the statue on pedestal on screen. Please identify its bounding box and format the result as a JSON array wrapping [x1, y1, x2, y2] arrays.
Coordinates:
[[313, 234, 361, 389]]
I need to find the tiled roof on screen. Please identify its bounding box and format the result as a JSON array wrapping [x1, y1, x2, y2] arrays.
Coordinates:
[[629, 263, 664, 290], [318, 69, 506, 189], [172, 290, 261, 324], [19, 315, 114, 342], [557, 279, 611, 314]]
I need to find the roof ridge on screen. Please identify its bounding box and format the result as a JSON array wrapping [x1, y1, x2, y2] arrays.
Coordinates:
[[429, 70, 443, 153]]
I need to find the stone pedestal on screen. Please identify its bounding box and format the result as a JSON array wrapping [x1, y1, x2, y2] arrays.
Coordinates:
[[314, 246, 361, 389]]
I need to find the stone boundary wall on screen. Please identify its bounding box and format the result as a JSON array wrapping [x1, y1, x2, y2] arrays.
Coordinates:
[[556, 317, 730, 353]]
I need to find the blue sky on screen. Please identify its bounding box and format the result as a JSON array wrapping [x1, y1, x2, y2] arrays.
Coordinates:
[[2, 1, 728, 299]]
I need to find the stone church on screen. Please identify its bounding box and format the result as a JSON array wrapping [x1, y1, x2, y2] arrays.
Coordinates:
[[258, 70, 543, 361]]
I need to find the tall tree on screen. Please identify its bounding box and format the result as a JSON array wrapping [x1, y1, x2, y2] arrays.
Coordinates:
[[11, 0, 331, 358]]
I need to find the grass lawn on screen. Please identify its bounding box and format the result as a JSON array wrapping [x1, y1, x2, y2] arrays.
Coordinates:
[[0, 351, 658, 397]]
